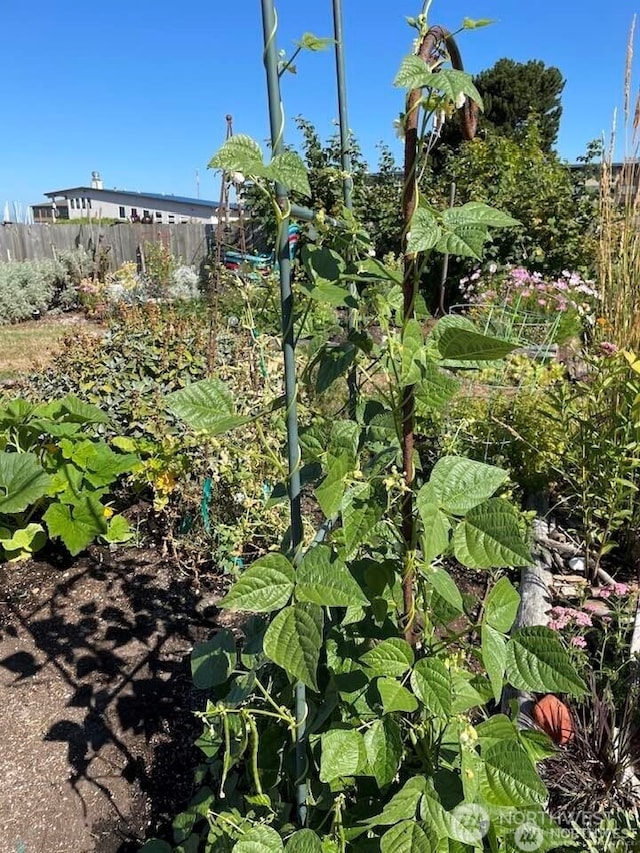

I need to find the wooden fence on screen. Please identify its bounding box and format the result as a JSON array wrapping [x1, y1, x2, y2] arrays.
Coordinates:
[[0, 221, 264, 271]]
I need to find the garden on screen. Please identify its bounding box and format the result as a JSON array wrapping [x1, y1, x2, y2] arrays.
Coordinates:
[[2, 3, 640, 852]]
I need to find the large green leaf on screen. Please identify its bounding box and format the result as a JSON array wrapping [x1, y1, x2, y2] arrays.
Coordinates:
[[367, 777, 427, 826], [265, 151, 311, 197], [482, 623, 507, 703], [43, 495, 107, 556], [394, 54, 433, 89], [315, 451, 352, 517], [453, 499, 532, 569], [428, 68, 484, 110], [361, 638, 415, 677], [208, 134, 264, 174], [166, 379, 249, 434], [414, 361, 459, 412], [190, 630, 236, 689], [420, 564, 464, 612], [406, 207, 442, 255], [314, 343, 358, 395], [364, 718, 403, 788], [235, 825, 284, 853], [263, 603, 323, 691], [58, 395, 112, 425], [377, 677, 419, 714], [436, 327, 517, 361], [341, 482, 385, 558], [484, 576, 521, 632], [506, 627, 587, 696], [295, 545, 367, 607], [320, 728, 366, 782], [428, 456, 508, 515], [0, 452, 51, 514], [221, 554, 295, 613], [285, 830, 323, 853], [480, 741, 547, 807], [443, 202, 519, 229], [380, 820, 434, 853], [410, 658, 452, 716], [435, 224, 488, 260], [417, 482, 452, 562]]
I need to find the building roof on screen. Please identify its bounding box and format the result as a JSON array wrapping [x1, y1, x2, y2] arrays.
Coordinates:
[[43, 186, 238, 210]]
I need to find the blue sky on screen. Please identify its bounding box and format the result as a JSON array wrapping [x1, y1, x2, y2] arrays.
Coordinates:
[[1, 0, 638, 208]]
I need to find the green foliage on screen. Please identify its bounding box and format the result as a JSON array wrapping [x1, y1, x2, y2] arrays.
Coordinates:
[[0, 395, 137, 558], [150, 108, 584, 851], [0, 250, 89, 323], [475, 58, 565, 151], [430, 124, 597, 275], [430, 124, 597, 276]]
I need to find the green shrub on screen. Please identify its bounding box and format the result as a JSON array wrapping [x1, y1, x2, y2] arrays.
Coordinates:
[[0, 249, 90, 322]]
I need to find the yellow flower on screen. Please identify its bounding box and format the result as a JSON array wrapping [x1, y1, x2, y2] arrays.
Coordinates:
[[103, 506, 115, 519]]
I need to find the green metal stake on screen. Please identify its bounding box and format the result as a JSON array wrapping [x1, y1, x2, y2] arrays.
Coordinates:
[[332, 0, 358, 417], [260, 0, 307, 826]]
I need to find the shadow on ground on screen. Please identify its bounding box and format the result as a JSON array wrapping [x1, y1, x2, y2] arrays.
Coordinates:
[[0, 547, 222, 852]]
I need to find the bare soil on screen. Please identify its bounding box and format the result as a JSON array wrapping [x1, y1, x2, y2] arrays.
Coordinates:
[[0, 545, 223, 853]]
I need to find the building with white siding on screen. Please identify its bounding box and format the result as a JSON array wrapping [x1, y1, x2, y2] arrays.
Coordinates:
[[31, 172, 237, 225]]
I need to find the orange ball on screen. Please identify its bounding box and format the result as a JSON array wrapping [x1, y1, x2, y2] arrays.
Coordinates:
[[532, 694, 575, 745]]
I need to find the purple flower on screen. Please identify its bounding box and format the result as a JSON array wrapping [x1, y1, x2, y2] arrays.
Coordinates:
[[600, 342, 618, 356]]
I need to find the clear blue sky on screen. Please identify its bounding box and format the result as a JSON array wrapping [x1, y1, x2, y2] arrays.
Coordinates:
[[1, 0, 638, 207]]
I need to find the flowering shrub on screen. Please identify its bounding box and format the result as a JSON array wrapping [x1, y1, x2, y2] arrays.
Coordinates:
[[459, 264, 599, 342]]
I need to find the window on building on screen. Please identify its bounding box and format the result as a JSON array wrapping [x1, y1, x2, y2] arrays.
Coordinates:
[[81, 197, 86, 209], [87, 199, 92, 209], [119, 206, 125, 218], [168, 214, 175, 223], [155, 211, 162, 220], [70, 199, 75, 209], [131, 208, 138, 217], [143, 210, 150, 218]]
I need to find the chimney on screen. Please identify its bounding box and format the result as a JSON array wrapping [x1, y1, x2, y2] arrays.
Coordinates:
[[91, 171, 103, 190]]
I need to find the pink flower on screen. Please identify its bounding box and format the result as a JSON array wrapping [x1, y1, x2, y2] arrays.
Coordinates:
[[538, 298, 547, 306], [571, 636, 587, 648], [613, 582, 629, 596], [600, 342, 618, 356], [593, 587, 612, 599]]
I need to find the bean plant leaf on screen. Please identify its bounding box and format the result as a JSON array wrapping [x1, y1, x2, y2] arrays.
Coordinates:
[[428, 456, 508, 515], [266, 151, 311, 197], [410, 658, 452, 716], [296, 32, 334, 51], [341, 482, 385, 557], [364, 718, 403, 788], [407, 207, 441, 255], [435, 224, 488, 260], [235, 825, 284, 853], [361, 638, 415, 677], [417, 482, 451, 562], [320, 729, 366, 782], [506, 626, 587, 696], [58, 395, 112, 424], [414, 361, 459, 412], [0, 452, 51, 514], [421, 564, 464, 612], [380, 820, 434, 853], [436, 327, 517, 361], [296, 545, 368, 607], [366, 776, 427, 826], [263, 603, 323, 691], [285, 830, 323, 852], [191, 631, 236, 689], [482, 623, 507, 703], [394, 54, 435, 89], [485, 576, 521, 632], [427, 68, 484, 110], [314, 343, 358, 395], [480, 741, 548, 806], [221, 554, 295, 612], [453, 499, 532, 568], [166, 379, 249, 434], [377, 677, 419, 714], [315, 451, 352, 517], [208, 134, 264, 174], [443, 201, 519, 229], [462, 17, 495, 29]]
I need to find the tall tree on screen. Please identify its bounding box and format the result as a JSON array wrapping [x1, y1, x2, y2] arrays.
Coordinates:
[[474, 58, 565, 151]]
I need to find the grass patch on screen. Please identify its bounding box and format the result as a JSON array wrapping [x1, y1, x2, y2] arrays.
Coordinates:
[[0, 315, 97, 381]]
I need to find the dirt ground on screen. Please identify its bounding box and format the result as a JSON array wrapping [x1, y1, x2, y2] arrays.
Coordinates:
[[0, 545, 223, 853]]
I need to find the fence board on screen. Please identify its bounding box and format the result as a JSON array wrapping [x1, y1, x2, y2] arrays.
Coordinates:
[[0, 222, 259, 270]]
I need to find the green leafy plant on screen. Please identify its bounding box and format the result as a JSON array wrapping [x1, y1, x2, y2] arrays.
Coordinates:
[[0, 395, 138, 557], [143, 10, 587, 851]]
